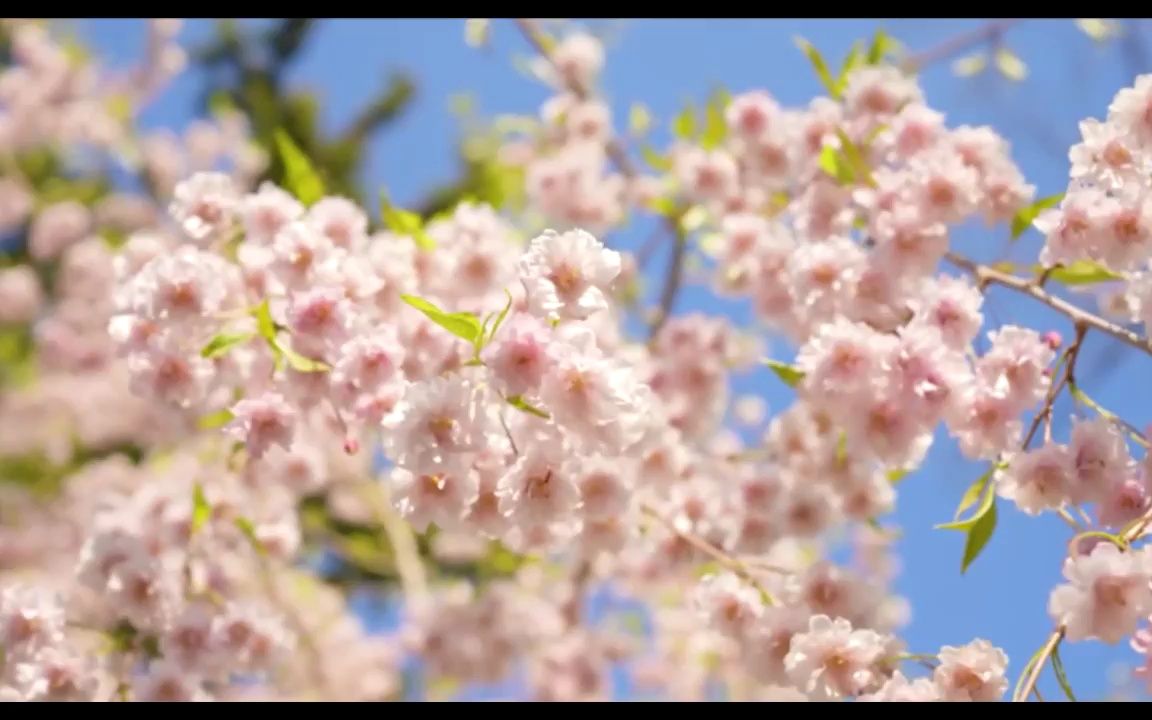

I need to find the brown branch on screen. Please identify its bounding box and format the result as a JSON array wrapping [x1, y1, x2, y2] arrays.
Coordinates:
[[946, 252, 1152, 357], [903, 19, 1026, 71], [1013, 626, 1065, 702], [1021, 323, 1087, 451]]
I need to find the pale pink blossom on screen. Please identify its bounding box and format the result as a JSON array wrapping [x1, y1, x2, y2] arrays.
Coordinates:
[[933, 638, 1009, 702], [784, 614, 891, 700], [996, 443, 1075, 516], [226, 392, 297, 460], [1049, 542, 1152, 644], [169, 171, 239, 243]]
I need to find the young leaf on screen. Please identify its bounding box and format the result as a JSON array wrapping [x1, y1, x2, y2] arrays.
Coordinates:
[[273, 129, 325, 205], [835, 129, 874, 186], [191, 483, 211, 534], [380, 190, 435, 250], [400, 294, 483, 344], [234, 516, 266, 556], [795, 37, 838, 97], [818, 145, 855, 185], [994, 47, 1028, 81], [762, 359, 806, 388], [200, 331, 255, 359], [640, 144, 673, 173], [487, 289, 515, 344], [949, 466, 996, 523], [464, 18, 491, 48], [1036, 259, 1123, 286], [1075, 18, 1119, 42], [866, 29, 900, 64], [1010, 193, 1064, 239], [197, 408, 235, 431], [629, 103, 652, 136], [672, 102, 698, 141], [280, 345, 330, 373], [886, 468, 910, 484], [252, 300, 278, 345], [506, 394, 551, 419], [938, 467, 998, 530], [959, 500, 997, 574], [835, 41, 865, 96], [952, 52, 987, 77], [700, 96, 728, 151]]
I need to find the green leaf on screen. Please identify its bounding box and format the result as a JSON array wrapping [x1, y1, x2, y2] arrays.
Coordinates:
[[380, 190, 435, 250], [1075, 18, 1119, 42], [281, 345, 330, 373], [795, 37, 839, 98], [700, 95, 728, 151], [1051, 642, 1077, 701], [835, 129, 874, 186], [959, 500, 997, 574], [192, 483, 211, 534], [400, 294, 483, 344], [887, 468, 910, 484], [672, 103, 698, 141], [506, 394, 551, 419], [1010, 193, 1064, 239], [253, 301, 278, 345], [629, 103, 652, 136], [197, 409, 234, 431], [1036, 259, 1123, 286], [762, 359, 806, 388], [835, 41, 865, 96], [464, 18, 490, 48], [994, 47, 1028, 81], [866, 29, 899, 64], [272, 129, 325, 205], [486, 289, 514, 345], [939, 465, 998, 528], [640, 144, 673, 173], [818, 145, 855, 185], [234, 516, 266, 556], [647, 195, 679, 218], [952, 52, 988, 77], [936, 464, 1002, 574], [200, 331, 255, 359]]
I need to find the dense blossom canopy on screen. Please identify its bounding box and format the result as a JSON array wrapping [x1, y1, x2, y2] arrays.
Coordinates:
[[2, 17, 1152, 702]]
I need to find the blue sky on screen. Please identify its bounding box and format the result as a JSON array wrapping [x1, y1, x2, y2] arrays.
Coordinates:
[[74, 18, 1152, 701]]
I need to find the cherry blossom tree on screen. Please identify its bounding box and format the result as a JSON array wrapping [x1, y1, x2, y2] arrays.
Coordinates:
[[2, 17, 1152, 702]]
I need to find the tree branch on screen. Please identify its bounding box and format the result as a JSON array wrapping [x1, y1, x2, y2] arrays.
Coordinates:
[[946, 252, 1152, 357], [902, 19, 1025, 71]]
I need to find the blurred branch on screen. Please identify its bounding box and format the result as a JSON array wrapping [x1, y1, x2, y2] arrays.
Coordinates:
[[903, 19, 1024, 71]]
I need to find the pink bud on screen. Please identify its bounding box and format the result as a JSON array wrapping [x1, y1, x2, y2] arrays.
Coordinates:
[[1043, 330, 1062, 349], [343, 437, 360, 455]]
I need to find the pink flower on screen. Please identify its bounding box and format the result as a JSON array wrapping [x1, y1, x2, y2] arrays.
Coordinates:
[[241, 181, 303, 244], [858, 671, 942, 701], [933, 638, 1009, 701], [519, 228, 622, 321], [726, 90, 781, 141], [306, 196, 368, 252], [226, 392, 297, 460], [0, 265, 42, 325], [1107, 74, 1152, 150], [1070, 417, 1131, 505], [1048, 542, 1152, 644], [906, 275, 984, 351], [693, 572, 765, 637], [482, 312, 554, 397], [497, 441, 581, 529], [391, 466, 480, 533], [169, 171, 239, 244], [28, 200, 90, 260], [784, 614, 892, 700], [996, 443, 1074, 516]]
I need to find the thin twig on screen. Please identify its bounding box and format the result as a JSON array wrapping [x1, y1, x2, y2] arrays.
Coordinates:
[[647, 229, 687, 340], [640, 502, 775, 603], [902, 19, 1025, 71], [1013, 626, 1065, 702], [946, 252, 1152, 357]]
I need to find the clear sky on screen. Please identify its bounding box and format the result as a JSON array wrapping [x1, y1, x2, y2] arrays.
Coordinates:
[[74, 18, 1152, 701]]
